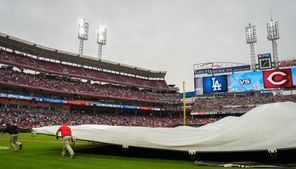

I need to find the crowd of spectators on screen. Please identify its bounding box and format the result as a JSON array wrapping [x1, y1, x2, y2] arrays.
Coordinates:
[[0, 49, 169, 90], [0, 108, 218, 129], [0, 67, 179, 104], [192, 94, 296, 113], [2, 92, 294, 129], [279, 59, 296, 67]]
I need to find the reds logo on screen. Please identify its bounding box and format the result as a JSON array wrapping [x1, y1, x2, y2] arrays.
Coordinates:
[[263, 69, 292, 88]]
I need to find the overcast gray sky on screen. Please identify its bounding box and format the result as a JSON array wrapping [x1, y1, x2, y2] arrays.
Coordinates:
[[0, 0, 296, 91]]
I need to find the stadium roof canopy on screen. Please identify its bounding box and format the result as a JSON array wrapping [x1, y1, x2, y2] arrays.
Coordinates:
[[0, 32, 166, 79]]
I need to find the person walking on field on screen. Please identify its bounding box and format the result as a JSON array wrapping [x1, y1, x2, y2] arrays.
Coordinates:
[[56, 122, 75, 158], [1, 122, 23, 152]]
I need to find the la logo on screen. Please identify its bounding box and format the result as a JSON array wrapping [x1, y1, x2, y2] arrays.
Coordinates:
[[211, 77, 221, 91]]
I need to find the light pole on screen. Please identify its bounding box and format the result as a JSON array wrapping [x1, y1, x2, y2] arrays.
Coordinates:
[[267, 18, 280, 69], [78, 18, 89, 55], [245, 23, 257, 71], [97, 24, 107, 60]]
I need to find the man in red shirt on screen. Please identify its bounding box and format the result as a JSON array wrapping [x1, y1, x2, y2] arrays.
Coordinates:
[[56, 122, 75, 158]]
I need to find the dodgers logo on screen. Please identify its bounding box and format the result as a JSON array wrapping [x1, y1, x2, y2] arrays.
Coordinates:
[[203, 75, 227, 94], [211, 77, 222, 91]]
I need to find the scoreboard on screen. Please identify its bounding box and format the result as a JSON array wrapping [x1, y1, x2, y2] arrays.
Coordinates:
[[195, 67, 296, 95], [258, 53, 272, 70]]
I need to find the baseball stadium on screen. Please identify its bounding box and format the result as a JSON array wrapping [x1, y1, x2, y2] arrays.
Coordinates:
[[1, 2, 296, 169]]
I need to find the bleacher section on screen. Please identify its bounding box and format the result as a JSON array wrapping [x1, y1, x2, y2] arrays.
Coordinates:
[[192, 94, 296, 114], [0, 108, 216, 128], [0, 67, 179, 104], [0, 50, 169, 90], [279, 59, 296, 67]]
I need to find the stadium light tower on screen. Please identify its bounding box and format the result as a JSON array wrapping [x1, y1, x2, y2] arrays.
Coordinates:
[[267, 17, 280, 69], [78, 18, 89, 55], [97, 24, 107, 60], [245, 23, 257, 71]]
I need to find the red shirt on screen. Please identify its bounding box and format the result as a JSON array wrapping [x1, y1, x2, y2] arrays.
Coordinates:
[[57, 124, 72, 137]]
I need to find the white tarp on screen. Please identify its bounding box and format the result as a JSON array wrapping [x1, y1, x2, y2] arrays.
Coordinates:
[[33, 102, 296, 152]]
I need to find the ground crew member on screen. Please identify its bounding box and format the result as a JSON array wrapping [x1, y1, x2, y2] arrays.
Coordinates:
[[56, 122, 75, 158], [1, 123, 23, 152]]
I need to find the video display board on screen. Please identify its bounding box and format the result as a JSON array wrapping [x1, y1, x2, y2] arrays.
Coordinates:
[[230, 71, 264, 92], [292, 67, 296, 86], [202, 75, 228, 94], [194, 77, 203, 95], [194, 68, 296, 96], [263, 69, 293, 88]]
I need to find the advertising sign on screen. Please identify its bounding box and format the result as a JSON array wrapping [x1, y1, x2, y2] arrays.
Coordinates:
[[66, 100, 89, 106], [258, 53, 271, 59], [42, 98, 65, 104], [194, 65, 250, 75]]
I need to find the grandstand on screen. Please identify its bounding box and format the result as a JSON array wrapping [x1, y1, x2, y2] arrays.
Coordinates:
[[1, 31, 296, 129], [0, 32, 194, 128]]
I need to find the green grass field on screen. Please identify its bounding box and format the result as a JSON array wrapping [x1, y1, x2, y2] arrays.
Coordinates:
[[0, 133, 255, 169]]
